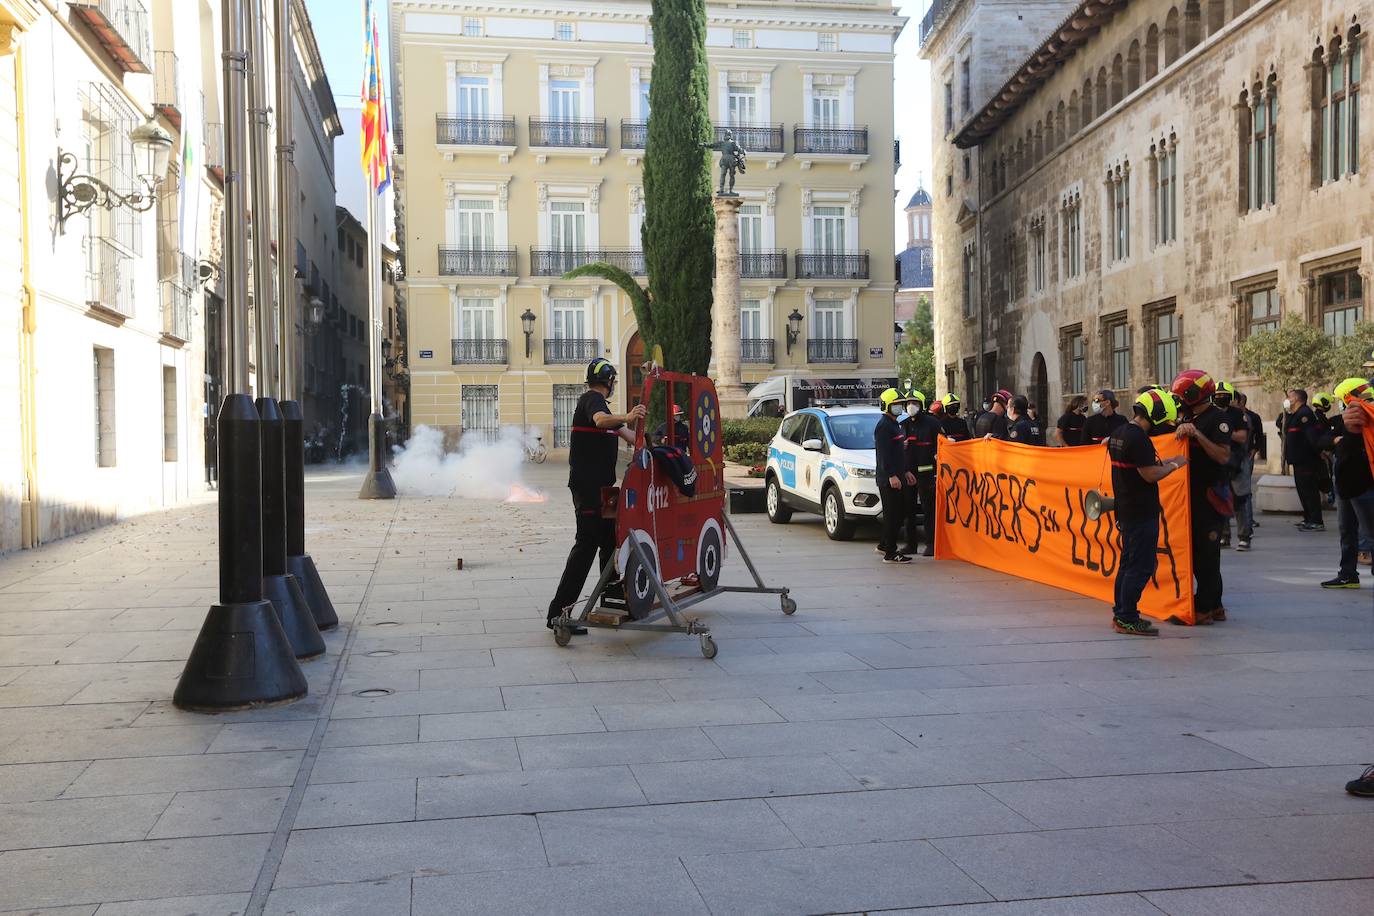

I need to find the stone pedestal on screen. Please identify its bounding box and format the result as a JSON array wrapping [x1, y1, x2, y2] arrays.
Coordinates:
[[711, 196, 750, 419]]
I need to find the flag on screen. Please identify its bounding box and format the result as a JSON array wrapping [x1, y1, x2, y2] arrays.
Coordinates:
[[360, 0, 390, 194]]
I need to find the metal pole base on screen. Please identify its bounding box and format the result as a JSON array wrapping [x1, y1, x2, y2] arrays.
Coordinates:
[[358, 412, 397, 499], [173, 599, 307, 711], [287, 553, 338, 630], [264, 573, 326, 659]]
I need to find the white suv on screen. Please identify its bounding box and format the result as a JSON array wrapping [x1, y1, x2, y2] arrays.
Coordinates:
[[764, 406, 882, 540]]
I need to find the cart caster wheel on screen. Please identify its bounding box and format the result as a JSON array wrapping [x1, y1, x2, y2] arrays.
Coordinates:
[[781, 597, 797, 616], [553, 627, 572, 647], [699, 635, 718, 659]]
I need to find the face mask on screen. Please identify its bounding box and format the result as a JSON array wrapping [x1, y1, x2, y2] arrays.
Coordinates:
[[906, 403, 920, 416], [982, 401, 991, 411], [1090, 401, 1103, 414], [1282, 398, 1292, 412], [947, 405, 959, 416]]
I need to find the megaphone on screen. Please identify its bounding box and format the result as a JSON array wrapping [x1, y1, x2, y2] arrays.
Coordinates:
[[1085, 489, 1115, 520]]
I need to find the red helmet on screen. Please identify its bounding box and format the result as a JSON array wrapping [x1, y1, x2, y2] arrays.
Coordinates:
[[672, 404, 684, 419], [1170, 369, 1216, 407], [930, 398, 945, 416], [990, 388, 1013, 406]]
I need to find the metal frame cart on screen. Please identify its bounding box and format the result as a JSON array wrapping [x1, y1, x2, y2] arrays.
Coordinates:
[[549, 367, 796, 658]]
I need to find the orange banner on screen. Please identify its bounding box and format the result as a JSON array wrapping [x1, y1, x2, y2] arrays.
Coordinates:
[[935, 438, 1195, 624]]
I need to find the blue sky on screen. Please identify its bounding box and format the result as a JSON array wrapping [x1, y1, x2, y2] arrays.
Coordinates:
[[306, 0, 932, 242]]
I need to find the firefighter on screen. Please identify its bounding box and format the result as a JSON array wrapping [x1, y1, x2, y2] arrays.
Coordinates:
[[974, 389, 1013, 439], [1083, 389, 1128, 445], [1212, 382, 1248, 548], [1007, 395, 1038, 444], [900, 387, 942, 557], [875, 387, 912, 564], [940, 394, 971, 441], [546, 359, 646, 634], [1172, 369, 1235, 625], [1285, 389, 1326, 530]]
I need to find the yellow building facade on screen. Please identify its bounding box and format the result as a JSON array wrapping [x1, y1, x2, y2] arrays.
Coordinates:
[[391, 0, 903, 446]]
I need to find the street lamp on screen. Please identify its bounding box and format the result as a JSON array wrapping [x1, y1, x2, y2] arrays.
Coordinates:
[[57, 117, 175, 231], [785, 308, 803, 355], [381, 337, 392, 360], [520, 308, 536, 359]]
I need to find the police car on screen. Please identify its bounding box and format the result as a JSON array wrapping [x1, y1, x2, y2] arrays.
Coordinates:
[[764, 406, 883, 540]]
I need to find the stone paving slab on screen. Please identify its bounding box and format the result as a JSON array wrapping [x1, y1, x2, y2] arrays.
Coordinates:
[[0, 463, 1371, 913]]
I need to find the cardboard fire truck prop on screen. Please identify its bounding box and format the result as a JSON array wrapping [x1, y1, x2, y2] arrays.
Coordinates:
[[549, 366, 795, 658]]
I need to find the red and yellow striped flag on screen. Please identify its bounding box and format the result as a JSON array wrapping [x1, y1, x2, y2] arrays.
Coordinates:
[[360, 0, 390, 194]]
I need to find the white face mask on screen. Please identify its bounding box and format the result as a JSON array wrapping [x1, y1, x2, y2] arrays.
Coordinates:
[[906, 403, 921, 416], [888, 404, 903, 416], [1282, 398, 1293, 412], [1090, 401, 1103, 414]]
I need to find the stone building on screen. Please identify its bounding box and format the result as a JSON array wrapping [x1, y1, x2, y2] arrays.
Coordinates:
[[921, 0, 1372, 446], [390, 0, 902, 447]]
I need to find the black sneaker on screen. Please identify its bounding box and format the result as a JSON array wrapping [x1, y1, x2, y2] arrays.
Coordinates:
[[1236, 538, 1251, 551], [1347, 765, 1374, 797], [1112, 616, 1159, 636], [882, 553, 913, 564], [1321, 576, 1360, 589], [1299, 522, 1326, 531]]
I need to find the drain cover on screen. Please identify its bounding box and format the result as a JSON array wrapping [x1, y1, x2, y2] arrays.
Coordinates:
[[363, 649, 399, 658], [352, 688, 394, 698]]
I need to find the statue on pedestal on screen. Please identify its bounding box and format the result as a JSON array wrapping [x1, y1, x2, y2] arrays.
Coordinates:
[[701, 129, 747, 197]]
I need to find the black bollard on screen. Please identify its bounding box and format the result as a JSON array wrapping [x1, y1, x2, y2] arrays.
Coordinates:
[[282, 398, 337, 630], [174, 393, 307, 710], [258, 397, 325, 659], [357, 411, 397, 499]]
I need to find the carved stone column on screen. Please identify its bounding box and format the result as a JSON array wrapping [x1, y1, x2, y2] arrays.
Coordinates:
[[711, 196, 749, 418]]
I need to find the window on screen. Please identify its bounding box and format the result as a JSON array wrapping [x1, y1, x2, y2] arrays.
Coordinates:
[[811, 88, 840, 128], [962, 153, 971, 181], [555, 21, 575, 41], [738, 204, 762, 252], [818, 32, 837, 52], [1243, 79, 1277, 210], [93, 346, 115, 467], [461, 385, 500, 441], [458, 297, 497, 340], [944, 81, 953, 133], [962, 243, 976, 319], [960, 57, 971, 113], [945, 173, 953, 197], [1320, 267, 1363, 337], [945, 364, 957, 398], [1004, 233, 1020, 303], [1152, 138, 1177, 245], [162, 366, 177, 462], [1318, 36, 1361, 184], [550, 201, 586, 250], [1108, 320, 1131, 390], [1061, 191, 1082, 279], [551, 299, 587, 340], [462, 17, 482, 38], [1066, 329, 1086, 394], [1243, 286, 1281, 338], [727, 84, 758, 126], [812, 205, 846, 255], [741, 298, 763, 339], [456, 75, 491, 119], [1154, 310, 1180, 383], [1029, 216, 1047, 293], [963, 356, 977, 407], [549, 79, 581, 122], [452, 199, 495, 249], [337, 230, 346, 252], [733, 29, 752, 49], [1106, 163, 1130, 262], [812, 300, 846, 339], [637, 78, 651, 121]]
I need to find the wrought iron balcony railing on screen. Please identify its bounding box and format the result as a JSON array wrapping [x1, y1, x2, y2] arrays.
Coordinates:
[[807, 338, 859, 363], [621, 120, 647, 150], [794, 126, 869, 156], [529, 118, 607, 148], [530, 248, 644, 276], [69, 0, 151, 73], [544, 338, 601, 364], [86, 237, 135, 318], [451, 338, 508, 365], [204, 121, 224, 178], [716, 122, 784, 153], [741, 338, 775, 363], [739, 250, 788, 279], [153, 50, 180, 129], [795, 251, 870, 279], [160, 278, 191, 341], [436, 115, 517, 146], [437, 246, 517, 277]]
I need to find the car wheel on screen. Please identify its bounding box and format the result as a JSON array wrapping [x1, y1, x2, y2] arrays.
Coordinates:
[[823, 486, 855, 541], [766, 476, 792, 524]]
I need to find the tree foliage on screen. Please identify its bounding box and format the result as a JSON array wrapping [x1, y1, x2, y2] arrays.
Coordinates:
[[896, 295, 936, 397], [1330, 321, 1374, 380], [1237, 316, 1336, 393], [562, 0, 714, 375]]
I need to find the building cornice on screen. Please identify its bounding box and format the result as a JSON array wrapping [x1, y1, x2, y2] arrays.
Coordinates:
[[392, 0, 903, 34]]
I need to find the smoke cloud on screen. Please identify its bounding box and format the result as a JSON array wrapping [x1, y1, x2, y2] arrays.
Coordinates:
[[390, 425, 544, 500]]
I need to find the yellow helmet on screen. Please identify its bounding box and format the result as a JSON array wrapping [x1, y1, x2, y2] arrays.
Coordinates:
[[1335, 377, 1374, 404], [1312, 392, 1334, 412], [1133, 388, 1178, 427], [879, 387, 902, 411]]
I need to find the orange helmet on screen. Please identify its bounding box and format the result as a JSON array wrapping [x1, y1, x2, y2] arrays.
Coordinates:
[[930, 398, 945, 416], [1170, 369, 1215, 407]]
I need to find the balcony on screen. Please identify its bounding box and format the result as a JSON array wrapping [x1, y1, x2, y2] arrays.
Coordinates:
[[69, 0, 150, 73], [153, 50, 181, 130], [435, 115, 516, 161], [621, 119, 648, 150], [437, 246, 517, 277], [807, 338, 859, 364], [740, 250, 788, 279], [160, 278, 191, 343], [529, 118, 608, 163], [919, 0, 953, 46], [741, 338, 775, 364], [530, 248, 644, 277], [716, 122, 784, 155], [451, 338, 508, 365], [795, 251, 870, 280], [794, 126, 870, 169], [204, 121, 224, 181], [544, 338, 601, 364], [86, 236, 135, 321]]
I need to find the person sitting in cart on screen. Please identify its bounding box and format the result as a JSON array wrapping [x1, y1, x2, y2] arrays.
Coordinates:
[[547, 359, 647, 635], [653, 404, 691, 452]]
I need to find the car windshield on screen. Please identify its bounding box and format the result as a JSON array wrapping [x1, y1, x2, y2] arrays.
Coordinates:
[[825, 413, 880, 450]]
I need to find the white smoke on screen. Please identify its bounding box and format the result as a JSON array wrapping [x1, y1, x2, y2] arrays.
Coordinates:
[[390, 424, 543, 500]]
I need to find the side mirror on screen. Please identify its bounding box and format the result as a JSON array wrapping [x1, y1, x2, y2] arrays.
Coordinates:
[[802, 438, 824, 452]]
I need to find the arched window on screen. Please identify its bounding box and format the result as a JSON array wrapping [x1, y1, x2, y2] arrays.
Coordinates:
[[1127, 41, 1142, 92], [1184, 0, 1202, 52], [1315, 30, 1362, 184], [1206, 0, 1226, 36], [1111, 54, 1125, 105], [1033, 122, 1043, 163], [1241, 75, 1278, 210], [1054, 101, 1066, 149], [1096, 67, 1109, 118], [1069, 91, 1081, 134], [1164, 8, 1181, 65], [1080, 79, 1094, 126], [1015, 138, 1025, 177], [1146, 25, 1161, 79]]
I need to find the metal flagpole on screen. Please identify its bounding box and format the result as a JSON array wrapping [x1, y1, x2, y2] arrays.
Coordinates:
[[175, 0, 307, 710], [359, 179, 396, 498]]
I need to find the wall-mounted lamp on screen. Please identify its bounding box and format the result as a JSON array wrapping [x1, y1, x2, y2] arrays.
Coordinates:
[[304, 295, 325, 335], [785, 308, 803, 355], [520, 308, 536, 359], [57, 118, 174, 232]]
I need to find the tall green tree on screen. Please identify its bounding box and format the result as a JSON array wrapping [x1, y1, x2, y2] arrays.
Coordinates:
[[896, 295, 936, 396], [563, 0, 715, 374], [1237, 316, 1335, 393]]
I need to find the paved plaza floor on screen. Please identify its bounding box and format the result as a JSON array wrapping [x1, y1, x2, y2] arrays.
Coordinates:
[[0, 461, 1372, 915]]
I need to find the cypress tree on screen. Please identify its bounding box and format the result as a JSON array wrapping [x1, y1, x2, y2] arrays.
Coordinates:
[[564, 0, 714, 374]]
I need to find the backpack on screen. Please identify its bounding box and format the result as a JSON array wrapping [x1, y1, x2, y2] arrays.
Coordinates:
[[651, 445, 697, 497]]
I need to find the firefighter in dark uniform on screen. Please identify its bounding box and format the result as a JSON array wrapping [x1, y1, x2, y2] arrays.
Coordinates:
[[546, 359, 646, 634], [1083, 388, 1128, 445], [974, 389, 1012, 439], [1313, 392, 1337, 509], [1284, 388, 1326, 530], [900, 388, 942, 557], [940, 394, 971, 441], [1006, 395, 1039, 444], [875, 387, 912, 563], [1171, 369, 1235, 625], [1212, 381, 1248, 548]]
